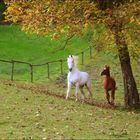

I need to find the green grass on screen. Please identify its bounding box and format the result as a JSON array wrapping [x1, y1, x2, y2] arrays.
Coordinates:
[[0, 24, 140, 98], [0, 83, 139, 139], [0, 25, 140, 139], [0, 25, 91, 82], [0, 25, 89, 62]]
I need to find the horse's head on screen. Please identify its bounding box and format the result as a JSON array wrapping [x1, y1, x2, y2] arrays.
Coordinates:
[[67, 55, 75, 72], [101, 65, 110, 76]]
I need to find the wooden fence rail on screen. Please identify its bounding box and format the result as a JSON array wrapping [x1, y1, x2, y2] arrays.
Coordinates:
[[0, 46, 93, 82]]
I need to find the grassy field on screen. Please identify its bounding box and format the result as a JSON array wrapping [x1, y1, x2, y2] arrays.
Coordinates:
[[0, 82, 140, 139], [0, 25, 90, 82], [0, 25, 140, 139]]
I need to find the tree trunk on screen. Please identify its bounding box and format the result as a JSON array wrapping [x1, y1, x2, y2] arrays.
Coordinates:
[[0, 0, 6, 23], [95, 0, 140, 108], [118, 46, 140, 108], [112, 19, 140, 108]]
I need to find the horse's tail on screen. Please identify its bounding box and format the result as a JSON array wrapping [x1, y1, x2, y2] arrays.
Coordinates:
[[86, 78, 92, 97], [87, 77, 92, 89], [87, 79, 92, 85]]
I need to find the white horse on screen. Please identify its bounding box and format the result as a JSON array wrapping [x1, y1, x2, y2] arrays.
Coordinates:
[[66, 55, 92, 101]]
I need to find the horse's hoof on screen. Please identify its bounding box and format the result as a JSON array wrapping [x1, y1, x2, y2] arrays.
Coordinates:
[[81, 100, 85, 104], [110, 102, 115, 106], [108, 101, 111, 104], [81, 96, 85, 100]]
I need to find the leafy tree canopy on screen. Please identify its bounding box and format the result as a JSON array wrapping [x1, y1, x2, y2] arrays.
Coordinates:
[[5, 0, 140, 57], [4, 1, 139, 34]]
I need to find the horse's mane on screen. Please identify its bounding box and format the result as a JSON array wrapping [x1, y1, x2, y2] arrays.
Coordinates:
[[73, 55, 79, 66]]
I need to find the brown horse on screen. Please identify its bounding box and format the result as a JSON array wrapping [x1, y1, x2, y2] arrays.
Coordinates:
[[101, 65, 116, 105]]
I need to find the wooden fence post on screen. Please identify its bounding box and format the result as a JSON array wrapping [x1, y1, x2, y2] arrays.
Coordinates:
[[47, 63, 50, 78], [90, 46, 92, 59], [60, 59, 63, 75], [0, 47, 93, 83], [11, 60, 15, 81], [82, 51, 84, 65], [30, 64, 33, 83]]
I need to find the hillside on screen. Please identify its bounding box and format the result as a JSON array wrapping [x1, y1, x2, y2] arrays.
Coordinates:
[[0, 25, 140, 139], [0, 25, 139, 103], [0, 25, 90, 82], [0, 81, 140, 139]]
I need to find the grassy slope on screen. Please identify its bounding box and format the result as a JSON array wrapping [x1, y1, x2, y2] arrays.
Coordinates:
[[0, 25, 90, 62], [0, 83, 140, 139], [0, 25, 140, 139], [0, 25, 89, 81], [0, 25, 139, 84], [0, 24, 139, 104]]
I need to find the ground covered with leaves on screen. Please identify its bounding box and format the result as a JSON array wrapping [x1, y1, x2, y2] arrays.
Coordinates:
[[0, 81, 140, 139]]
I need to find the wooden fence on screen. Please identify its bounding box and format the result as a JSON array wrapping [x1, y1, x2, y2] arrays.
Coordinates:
[[0, 46, 93, 82]]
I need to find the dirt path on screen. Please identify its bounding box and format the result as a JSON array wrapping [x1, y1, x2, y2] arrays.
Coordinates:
[[0, 80, 117, 109]]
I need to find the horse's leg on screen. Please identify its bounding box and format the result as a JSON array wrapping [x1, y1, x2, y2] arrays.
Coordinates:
[[106, 90, 110, 104], [85, 80, 92, 98], [75, 83, 79, 101], [66, 82, 71, 100], [111, 90, 115, 105], [79, 86, 85, 100]]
